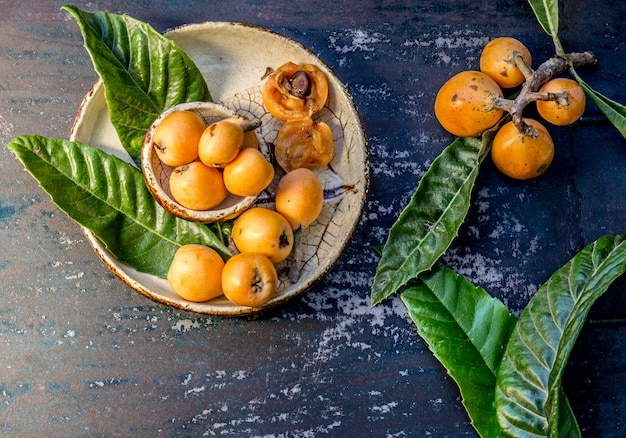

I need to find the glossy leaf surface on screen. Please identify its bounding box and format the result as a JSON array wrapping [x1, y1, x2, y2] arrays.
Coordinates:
[[573, 69, 626, 140], [63, 5, 211, 165], [496, 235, 626, 437], [401, 263, 516, 437], [8, 135, 230, 278], [527, 0, 559, 37], [371, 137, 483, 305]]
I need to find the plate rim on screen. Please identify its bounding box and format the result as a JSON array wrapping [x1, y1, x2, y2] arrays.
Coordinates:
[[71, 20, 370, 316]]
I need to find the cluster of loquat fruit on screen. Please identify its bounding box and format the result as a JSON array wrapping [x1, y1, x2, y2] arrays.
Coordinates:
[[434, 37, 587, 180], [153, 110, 271, 210], [164, 62, 332, 308]]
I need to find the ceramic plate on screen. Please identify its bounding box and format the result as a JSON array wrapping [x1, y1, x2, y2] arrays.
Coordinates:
[[70, 22, 369, 316]]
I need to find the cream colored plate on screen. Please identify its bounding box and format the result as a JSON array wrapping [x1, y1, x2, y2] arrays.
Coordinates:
[[70, 22, 369, 316]]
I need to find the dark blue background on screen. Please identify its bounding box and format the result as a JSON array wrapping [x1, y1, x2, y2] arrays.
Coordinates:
[[1, 1, 624, 436]]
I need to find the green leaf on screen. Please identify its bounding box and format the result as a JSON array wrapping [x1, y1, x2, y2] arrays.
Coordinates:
[[62, 5, 211, 165], [556, 388, 582, 438], [527, 0, 559, 37], [401, 263, 517, 437], [496, 235, 626, 437], [8, 135, 230, 277], [572, 69, 626, 140], [401, 265, 584, 438], [370, 137, 483, 306]]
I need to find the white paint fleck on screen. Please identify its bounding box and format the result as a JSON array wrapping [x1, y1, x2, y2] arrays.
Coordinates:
[[351, 341, 372, 350], [58, 231, 81, 246], [527, 235, 541, 255], [0, 114, 15, 147], [476, 187, 490, 214], [429, 397, 444, 411], [172, 319, 200, 332], [403, 28, 490, 67], [232, 370, 249, 380], [445, 251, 504, 285], [64, 271, 84, 280], [336, 56, 348, 67], [184, 386, 205, 397], [328, 28, 389, 54], [371, 401, 398, 414], [351, 82, 391, 100], [312, 319, 354, 363], [280, 383, 302, 399]]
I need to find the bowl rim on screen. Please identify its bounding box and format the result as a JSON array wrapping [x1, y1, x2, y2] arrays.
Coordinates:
[[141, 101, 259, 223]]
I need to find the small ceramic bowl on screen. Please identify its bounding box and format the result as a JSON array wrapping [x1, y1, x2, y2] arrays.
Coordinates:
[[141, 101, 261, 223]]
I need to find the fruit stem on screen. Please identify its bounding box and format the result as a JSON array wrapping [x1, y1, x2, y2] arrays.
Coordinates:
[[240, 119, 262, 132], [491, 96, 515, 114], [513, 52, 534, 80], [494, 51, 597, 137], [526, 90, 571, 106]]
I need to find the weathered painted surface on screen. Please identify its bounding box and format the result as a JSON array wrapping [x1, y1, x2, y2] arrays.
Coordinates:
[[1, 0, 625, 436]]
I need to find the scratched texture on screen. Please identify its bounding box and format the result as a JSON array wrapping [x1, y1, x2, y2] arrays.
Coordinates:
[[1, 0, 625, 436]]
